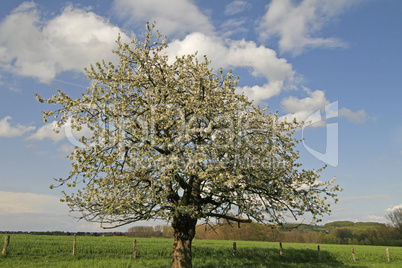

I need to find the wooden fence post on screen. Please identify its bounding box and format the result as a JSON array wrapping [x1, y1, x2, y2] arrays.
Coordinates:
[[2, 235, 10, 255], [386, 248, 390, 262], [279, 242, 283, 257], [351, 247, 356, 261], [133, 239, 137, 259], [72, 234, 76, 256], [233, 242, 237, 256], [317, 245, 322, 261]]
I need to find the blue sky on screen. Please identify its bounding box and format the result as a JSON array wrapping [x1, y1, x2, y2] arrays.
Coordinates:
[[0, 0, 401, 232]]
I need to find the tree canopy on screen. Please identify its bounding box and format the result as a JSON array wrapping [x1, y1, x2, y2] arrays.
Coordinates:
[[386, 208, 402, 237], [36, 23, 341, 267]]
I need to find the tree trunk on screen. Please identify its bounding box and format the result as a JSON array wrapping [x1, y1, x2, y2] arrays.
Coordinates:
[[171, 214, 197, 268]]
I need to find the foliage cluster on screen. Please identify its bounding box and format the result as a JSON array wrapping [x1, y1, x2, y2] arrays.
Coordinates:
[[387, 208, 402, 236]]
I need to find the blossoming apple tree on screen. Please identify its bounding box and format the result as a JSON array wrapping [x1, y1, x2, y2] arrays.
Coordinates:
[[36, 24, 340, 268]]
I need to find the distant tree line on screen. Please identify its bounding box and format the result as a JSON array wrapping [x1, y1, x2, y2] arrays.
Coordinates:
[[127, 225, 173, 238], [127, 221, 402, 246]]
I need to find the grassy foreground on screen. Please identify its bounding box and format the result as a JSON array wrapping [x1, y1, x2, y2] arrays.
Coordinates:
[[0, 234, 401, 267]]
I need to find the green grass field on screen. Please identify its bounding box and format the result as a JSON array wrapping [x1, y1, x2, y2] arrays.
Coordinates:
[[0, 234, 401, 267]]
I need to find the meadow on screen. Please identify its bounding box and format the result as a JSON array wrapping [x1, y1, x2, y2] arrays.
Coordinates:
[[1, 234, 401, 267]]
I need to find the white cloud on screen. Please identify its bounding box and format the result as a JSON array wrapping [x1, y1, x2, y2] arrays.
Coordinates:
[[112, 0, 214, 37], [0, 191, 118, 231], [0, 116, 35, 138], [282, 88, 329, 113], [0, 2, 130, 83], [219, 18, 248, 38], [26, 120, 93, 144], [0, 191, 64, 215], [280, 88, 369, 125], [281, 87, 329, 122], [225, 0, 250, 16], [237, 82, 283, 105], [386, 204, 402, 212], [166, 33, 294, 104], [364, 215, 385, 222], [339, 108, 368, 123], [258, 0, 359, 55], [26, 121, 65, 143]]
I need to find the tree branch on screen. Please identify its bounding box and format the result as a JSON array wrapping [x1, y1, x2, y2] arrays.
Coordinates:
[[205, 212, 252, 223]]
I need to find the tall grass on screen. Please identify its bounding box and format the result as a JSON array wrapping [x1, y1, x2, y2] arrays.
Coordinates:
[[0, 234, 401, 267]]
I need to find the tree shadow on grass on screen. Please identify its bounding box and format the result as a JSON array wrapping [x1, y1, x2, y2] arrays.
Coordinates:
[[193, 246, 365, 268]]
